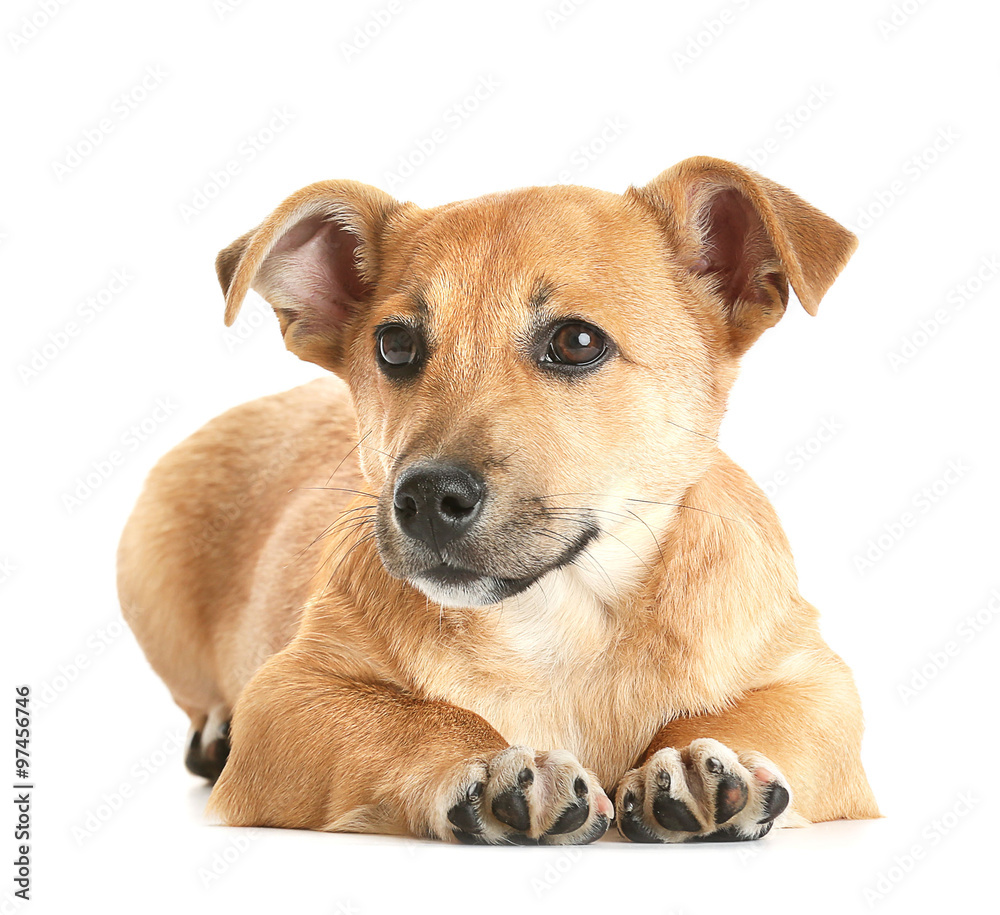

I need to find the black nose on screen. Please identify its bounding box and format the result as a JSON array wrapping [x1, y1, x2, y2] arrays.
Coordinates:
[[393, 462, 485, 548]]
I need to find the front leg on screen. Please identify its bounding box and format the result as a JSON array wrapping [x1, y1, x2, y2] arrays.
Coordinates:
[[208, 647, 613, 844], [615, 655, 880, 843]]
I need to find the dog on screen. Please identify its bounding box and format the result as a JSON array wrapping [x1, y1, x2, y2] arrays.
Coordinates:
[[118, 156, 880, 844]]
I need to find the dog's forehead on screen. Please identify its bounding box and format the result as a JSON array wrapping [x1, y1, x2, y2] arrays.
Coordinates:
[[383, 185, 662, 316]]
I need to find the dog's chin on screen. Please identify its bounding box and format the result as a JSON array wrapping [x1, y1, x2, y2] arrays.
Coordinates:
[[409, 566, 541, 608], [410, 576, 504, 608]]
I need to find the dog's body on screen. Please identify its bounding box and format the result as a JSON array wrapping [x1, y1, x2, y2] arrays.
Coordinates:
[[119, 158, 879, 844]]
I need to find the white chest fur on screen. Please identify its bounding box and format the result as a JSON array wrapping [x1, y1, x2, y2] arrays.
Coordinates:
[[411, 556, 666, 785]]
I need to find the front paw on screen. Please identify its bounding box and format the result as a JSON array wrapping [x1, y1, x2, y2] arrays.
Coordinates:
[[435, 747, 614, 845], [614, 738, 791, 843]]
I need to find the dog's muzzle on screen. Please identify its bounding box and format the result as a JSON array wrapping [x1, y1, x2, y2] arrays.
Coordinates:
[[379, 460, 600, 607]]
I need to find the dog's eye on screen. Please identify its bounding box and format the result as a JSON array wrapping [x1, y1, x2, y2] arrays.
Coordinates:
[[545, 322, 608, 367], [376, 324, 422, 377]]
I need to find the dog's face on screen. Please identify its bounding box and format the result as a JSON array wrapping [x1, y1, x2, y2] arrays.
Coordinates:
[[347, 187, 723, 606], [217, 158, 856, 606]]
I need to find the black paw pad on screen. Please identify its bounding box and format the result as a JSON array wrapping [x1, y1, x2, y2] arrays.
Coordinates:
[[504, 832, 540, 846], [448, 782, 484, 834], [618, 807, 660, 843], [760, 781, 790, 823], [714, 774, 749, 824], [690, 825, 748, 843], [204, 735, 230, 769], [184, 729, 229, 783], [652, 792, 702, 833], [184, 730, 203, 770], [547, 798, 589, 835], [580, 813, 610, 844], [493, 786, 531, 832], [690, 819, 774, 843]]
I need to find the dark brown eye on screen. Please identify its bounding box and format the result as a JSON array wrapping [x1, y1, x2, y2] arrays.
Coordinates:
[[376, 324, 422, 377], [546, 322, 608, 367]]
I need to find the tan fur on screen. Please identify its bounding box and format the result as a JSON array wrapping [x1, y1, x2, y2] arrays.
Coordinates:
[[118, 156, 879, 841]]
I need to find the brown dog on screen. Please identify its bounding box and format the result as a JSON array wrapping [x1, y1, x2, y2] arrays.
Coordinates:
[[118, 156, 879, 844]]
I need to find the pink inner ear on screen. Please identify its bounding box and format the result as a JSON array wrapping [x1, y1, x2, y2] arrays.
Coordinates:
[[692, 187, 757, 305], [265, 215, 369, 335]]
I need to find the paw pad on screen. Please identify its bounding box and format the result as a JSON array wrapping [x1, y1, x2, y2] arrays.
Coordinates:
[[615, 738, 792, 844], [441, 747, 611, 846]]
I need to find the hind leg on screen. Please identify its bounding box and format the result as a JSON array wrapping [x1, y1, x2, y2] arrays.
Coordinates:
[[183, 704, 232, 782]]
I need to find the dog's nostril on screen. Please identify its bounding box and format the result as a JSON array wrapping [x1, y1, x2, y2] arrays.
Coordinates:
[[395, 492, 418, 518], [440, 493, 477, 518]]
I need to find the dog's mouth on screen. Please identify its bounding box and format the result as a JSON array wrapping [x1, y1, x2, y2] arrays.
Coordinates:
[[404, 524, 600, 607], [419, 564, 486, 586]]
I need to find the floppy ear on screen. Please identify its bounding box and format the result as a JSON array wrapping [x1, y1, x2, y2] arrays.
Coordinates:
[[628, 156, 857, 355], [216, 180, 402, 372]]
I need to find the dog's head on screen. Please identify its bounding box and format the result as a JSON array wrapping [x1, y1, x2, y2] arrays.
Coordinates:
[[217, 158, 855, 608]]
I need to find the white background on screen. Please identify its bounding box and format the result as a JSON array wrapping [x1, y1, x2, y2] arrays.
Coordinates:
[[4, 0, 998, 912]]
